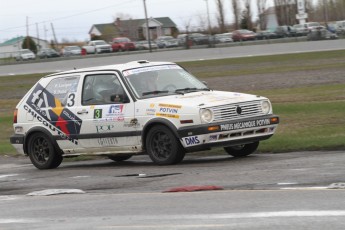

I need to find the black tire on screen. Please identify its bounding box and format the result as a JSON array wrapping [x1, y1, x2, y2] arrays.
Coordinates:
[[224, 142, 259, 158], [108, 154, 133, 162], [27, 133, 62, 169], [146, 125, 185, 165]]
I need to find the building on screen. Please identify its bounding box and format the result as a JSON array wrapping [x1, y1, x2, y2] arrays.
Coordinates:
[[0, 36, 49, 59], [89, 17, 178, 42]]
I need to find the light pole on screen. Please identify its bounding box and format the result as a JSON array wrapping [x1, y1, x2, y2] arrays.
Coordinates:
[[143, 0, 152, 52], [204, 0, 211, 34], [204, 0, 212, 47]]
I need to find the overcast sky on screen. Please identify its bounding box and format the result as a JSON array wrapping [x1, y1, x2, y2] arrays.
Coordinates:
[[0, 0, 273, 43]]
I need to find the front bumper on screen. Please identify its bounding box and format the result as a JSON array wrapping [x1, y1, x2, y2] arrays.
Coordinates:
[[177, 114, 279, 151]]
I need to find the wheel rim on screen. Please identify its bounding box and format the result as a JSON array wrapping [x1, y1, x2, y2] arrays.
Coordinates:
[[32, 137, 50, 164], [151, 131, 172, 160]]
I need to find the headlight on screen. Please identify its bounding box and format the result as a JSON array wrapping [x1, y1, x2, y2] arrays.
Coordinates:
[[261, 101, 271, 114], [200, 109, 213, 123]]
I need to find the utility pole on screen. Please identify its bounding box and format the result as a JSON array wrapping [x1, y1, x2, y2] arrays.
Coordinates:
[[204, 0, 213, 47], [26, 16, 30, 50], [204, 0, 212, 34], [143, 0, 152, 53], [36, 23, 40, 51], [51, 23, 58, 50], [322, 0, 328, 26]]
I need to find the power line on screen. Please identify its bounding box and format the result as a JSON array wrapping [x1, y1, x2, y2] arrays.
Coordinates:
[[0, 0, 133, 33]]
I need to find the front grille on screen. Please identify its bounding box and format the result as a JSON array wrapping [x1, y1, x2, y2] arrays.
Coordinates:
[[211, 101, 264, 122]]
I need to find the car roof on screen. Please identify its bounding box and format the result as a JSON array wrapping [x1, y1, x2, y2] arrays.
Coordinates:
[[45, 60, 176, 78]]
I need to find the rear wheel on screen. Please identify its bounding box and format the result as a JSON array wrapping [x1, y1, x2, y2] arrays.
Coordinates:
[[146, 125, 185, 165], [224, 142, 259, 158], [27, 133, 62, 169]]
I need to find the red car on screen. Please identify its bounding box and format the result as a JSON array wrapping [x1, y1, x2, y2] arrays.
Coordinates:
[[232, 30, 257, 42], [111, 37, 136, 52]]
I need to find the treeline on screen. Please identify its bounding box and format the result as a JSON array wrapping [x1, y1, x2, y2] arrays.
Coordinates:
[[212, 0, 345, 33]]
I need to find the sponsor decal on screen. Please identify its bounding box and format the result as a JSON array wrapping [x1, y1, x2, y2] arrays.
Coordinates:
[[123, 65, 182, 77], [146, 108, 156, 115], [155, 113, 180, 119], [98, 137, 118, 146], [220, 118, 271, 131], [93, 117, 124, 122], [158, 103, 182, 109], [209, 135, 218, 141], [124, 119, 139, 128], [95, 124, 115, 133], [159, 107, 178, 114], [106, 105, 124, 116], [183, 136, 200, 146], [25, 84, 82, 145]]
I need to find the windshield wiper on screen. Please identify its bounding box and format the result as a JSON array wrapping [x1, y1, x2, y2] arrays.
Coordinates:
[[175, 87, 210, 94], [142, 90, 169, 96]]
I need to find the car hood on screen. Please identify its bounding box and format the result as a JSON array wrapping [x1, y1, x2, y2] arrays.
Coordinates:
[[143, 90, 265, 108]]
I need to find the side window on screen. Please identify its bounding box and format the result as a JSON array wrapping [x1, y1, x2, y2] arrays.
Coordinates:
[[45, 76, 80, 107], [82, 74, 128, 105]]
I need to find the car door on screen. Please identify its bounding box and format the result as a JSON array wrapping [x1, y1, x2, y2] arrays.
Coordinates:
[[74, 72, 139, 154]]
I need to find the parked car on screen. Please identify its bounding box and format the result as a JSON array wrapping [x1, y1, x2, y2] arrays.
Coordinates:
[[10, 60, 279, 169], [307, 27, 338, 41], [177, 34, 188, 46], [232, 30, 257, 41], [61, 46, 82, 56], [214, 33, 233, 43], [335, 20, 345, 35], [111, 37, 136, 52], [15, 49, 36, 61], [155, 36, 179, 48], [274, 25, 294, 37], [135, 40, 158, 50], [255, 30, 279, 40], [292, 24, 307, 36], [37, 48, 60, 59], [189, 33, 209, 45], [82, 40, 112, 54]]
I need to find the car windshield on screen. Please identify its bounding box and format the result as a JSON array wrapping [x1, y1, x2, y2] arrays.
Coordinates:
[[123, 64, 209, 98], [116, 38, 130, 42], [20, 50, 32, 54], [95, 41, 107, 45], [67, 46, 80, 50]]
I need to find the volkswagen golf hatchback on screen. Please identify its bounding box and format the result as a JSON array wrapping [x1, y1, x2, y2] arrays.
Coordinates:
[[10, 60, 279, 169]]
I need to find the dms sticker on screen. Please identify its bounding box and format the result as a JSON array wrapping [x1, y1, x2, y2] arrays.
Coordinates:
[[26, 84, 82, 144], [183, 136, 200, 146]]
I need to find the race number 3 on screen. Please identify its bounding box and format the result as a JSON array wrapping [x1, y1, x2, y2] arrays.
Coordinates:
[[67, 93, 75, 107], [94, 109, 102, 119]]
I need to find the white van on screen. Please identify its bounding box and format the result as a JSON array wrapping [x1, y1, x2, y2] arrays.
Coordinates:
[[335, 20, 345, 34]]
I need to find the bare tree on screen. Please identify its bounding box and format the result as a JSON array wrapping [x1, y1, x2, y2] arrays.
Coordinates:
[[312, 0, 345, 22], [215, 0, 226, 33], [231, 0, 241, 29], [257, 0, 268, 30], [274, 0, 298, 26], [244, 0, 253, 30]]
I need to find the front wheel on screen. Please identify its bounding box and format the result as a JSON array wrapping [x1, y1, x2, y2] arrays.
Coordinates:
[[27, 133, 62, 169], [224, 142, 259, 158], [146, 125, 185, 165]]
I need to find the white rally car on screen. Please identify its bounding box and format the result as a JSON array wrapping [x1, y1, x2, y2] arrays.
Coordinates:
[[10, 60, 279, 169]]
